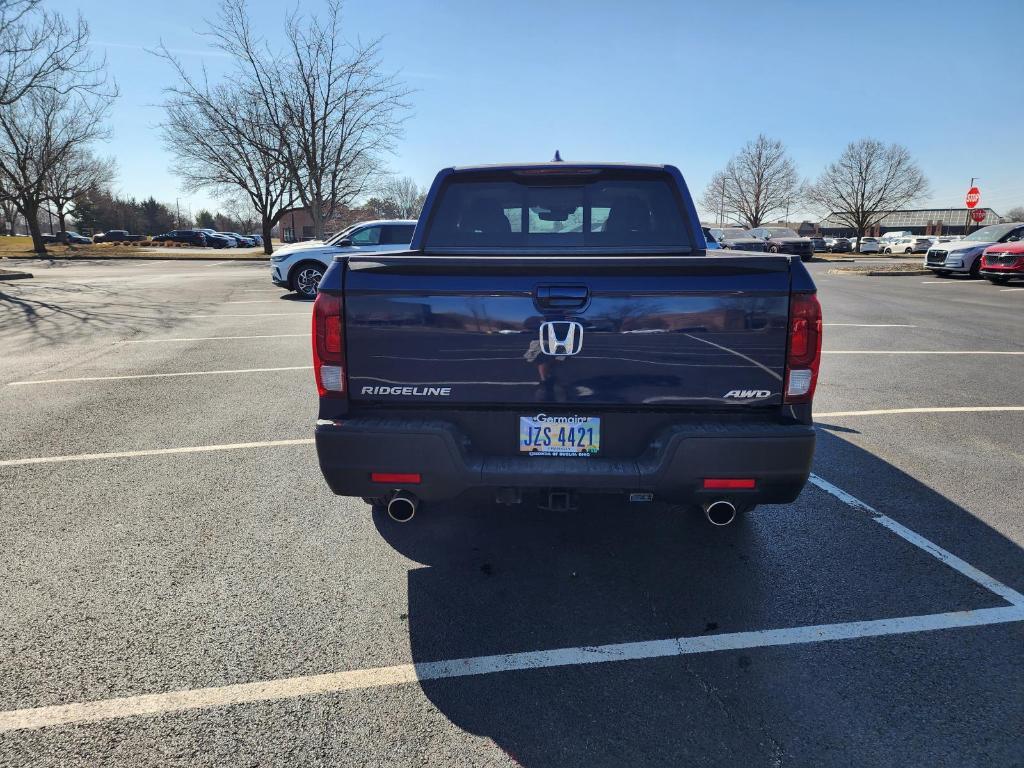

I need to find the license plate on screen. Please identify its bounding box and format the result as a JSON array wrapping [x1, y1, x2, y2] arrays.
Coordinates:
[[519, 415, 600, 456]]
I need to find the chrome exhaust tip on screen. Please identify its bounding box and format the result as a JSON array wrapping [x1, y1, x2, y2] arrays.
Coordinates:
[[386, 491, 419, 523], [703, 500, 737, 527]]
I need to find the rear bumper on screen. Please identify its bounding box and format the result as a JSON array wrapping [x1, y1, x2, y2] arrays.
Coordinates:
[[315, 417, 815, 505]]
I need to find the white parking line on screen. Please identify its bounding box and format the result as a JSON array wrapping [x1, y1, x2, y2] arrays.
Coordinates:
[[0, 438, 314, 467], [0, 472, 1020, 732], [7, 366, 312, 386], [204, 261, 232, 267], [817, 406, 1024, 417], [824, 351, 1024, 355], [118, 334, 307, 344], [2, 605, 1021, 733], [223, 300, 286, 304], [187, 312, 310, 318], [808, 474, 1024, 606], [823, 324, 917, 328], [1000, 288, 1023, 292]]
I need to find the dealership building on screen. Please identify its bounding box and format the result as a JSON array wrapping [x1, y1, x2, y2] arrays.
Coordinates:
[[817, 207, 1003, 237]]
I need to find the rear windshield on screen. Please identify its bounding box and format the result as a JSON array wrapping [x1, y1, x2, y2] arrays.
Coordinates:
[[423, 173, 690, 250]]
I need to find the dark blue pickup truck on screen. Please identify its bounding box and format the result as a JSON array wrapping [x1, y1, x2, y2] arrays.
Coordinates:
[[313, 162, 821, 526]]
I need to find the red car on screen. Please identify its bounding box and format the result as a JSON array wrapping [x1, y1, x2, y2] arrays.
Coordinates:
[[980, 242, 1024, 285]]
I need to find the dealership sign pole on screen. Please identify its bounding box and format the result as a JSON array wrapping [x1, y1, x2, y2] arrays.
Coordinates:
[[965, 181, 980, 235]]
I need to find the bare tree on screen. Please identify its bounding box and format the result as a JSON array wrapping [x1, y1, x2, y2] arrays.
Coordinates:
[[362, 195, 398, 220], [700, 171, 738, 226], [0, 3, 114, 253], [700, 134, 801, 228], [1004, 206, 1024, 222], [0, 90, 114, 252], [222, 197, 260, 235], [378, 175, 425, 219], [44, 149, 115, 233], [805, 139, 928, 251], [0, 195, 18, 234], [0, 0, 107, 107], [203, 0, 411, 240], [157, 46, 294, 254]]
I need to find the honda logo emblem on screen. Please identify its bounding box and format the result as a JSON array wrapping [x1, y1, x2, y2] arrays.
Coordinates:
[[538, 321, 583, 356]]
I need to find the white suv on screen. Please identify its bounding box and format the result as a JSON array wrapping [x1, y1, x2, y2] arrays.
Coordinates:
[[850, 236, 881, 253], [884, 236, 933, 254], [270, 219, 416, 298]]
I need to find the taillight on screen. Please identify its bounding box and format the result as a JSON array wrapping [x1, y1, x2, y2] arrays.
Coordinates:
[[312, 292, 346, 397], [784, 292, 822, 404]]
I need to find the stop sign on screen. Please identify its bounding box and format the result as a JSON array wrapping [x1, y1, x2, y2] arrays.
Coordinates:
[[966, 187, 981, 208], [971, 209, 987, 223]]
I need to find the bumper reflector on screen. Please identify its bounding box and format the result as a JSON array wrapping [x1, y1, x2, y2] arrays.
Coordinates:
[[703, 478, 756, 490], [371, 472, 421, 484]]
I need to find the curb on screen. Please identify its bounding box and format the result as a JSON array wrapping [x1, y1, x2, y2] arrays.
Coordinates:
[[828, 268, 932, 277], [2, 253, 267, 262], [0, 269, 33, 281], [862, 270, 932, 277]]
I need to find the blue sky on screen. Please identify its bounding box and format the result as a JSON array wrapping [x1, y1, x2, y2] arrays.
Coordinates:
[[54, 0, 1024, 220]]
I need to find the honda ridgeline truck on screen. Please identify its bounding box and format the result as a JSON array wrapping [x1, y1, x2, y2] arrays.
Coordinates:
[[313, 162, 821, 525]]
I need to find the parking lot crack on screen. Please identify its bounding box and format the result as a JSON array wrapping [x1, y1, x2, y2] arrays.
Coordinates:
[[677, 644, 787, 767]]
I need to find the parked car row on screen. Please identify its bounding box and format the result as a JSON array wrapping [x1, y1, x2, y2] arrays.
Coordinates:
[[36, 228, 264, 247], [924, 222, 1024, 282], [150, 229, 263, 248], [705, 226, 814, 260], [704, 226, 983, 261]]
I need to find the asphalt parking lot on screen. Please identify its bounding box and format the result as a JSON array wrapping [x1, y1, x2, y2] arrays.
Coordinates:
[[1, 257, 1022, 767]]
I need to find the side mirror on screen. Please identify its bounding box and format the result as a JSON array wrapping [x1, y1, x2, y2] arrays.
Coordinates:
[[337, 238, 352, 247]]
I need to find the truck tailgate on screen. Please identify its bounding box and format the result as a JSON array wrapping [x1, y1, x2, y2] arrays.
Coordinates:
[[344, 254, 791, 408]]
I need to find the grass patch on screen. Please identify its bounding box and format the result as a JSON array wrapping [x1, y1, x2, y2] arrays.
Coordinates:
[[828, 265, 931, 276], [0, 236, 146, 257]]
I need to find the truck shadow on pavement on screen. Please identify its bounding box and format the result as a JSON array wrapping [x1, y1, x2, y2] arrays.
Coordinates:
[[375, 429, 1023, 767]]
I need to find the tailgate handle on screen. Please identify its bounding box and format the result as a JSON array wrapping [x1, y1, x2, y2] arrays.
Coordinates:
[[535, 285, 589, 309]]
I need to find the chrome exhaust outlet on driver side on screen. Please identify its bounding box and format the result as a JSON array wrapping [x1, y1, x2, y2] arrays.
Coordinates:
[[703, 500, 737, 527], [386, 491, 419, 523]]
